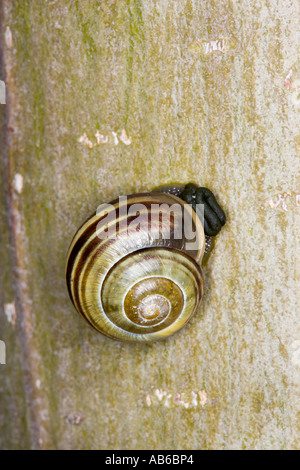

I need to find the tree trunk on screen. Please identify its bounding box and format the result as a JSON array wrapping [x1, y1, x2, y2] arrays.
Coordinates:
[[0, 0, 299, 450]]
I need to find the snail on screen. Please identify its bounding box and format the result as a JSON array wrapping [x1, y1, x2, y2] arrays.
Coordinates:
[[66, 184, 226, 343]]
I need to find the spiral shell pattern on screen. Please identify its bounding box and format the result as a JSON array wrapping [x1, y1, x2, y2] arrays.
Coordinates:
[[66, 192, 205, 342]]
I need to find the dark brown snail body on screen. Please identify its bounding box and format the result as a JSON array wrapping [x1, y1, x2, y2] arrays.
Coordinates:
[[66, 185, 226, 342]]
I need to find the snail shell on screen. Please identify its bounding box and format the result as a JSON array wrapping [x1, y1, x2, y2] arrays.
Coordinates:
[[66, 192, 205, 342]]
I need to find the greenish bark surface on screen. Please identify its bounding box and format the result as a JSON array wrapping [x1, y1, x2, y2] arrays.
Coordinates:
[[0, 0, 299, 450]]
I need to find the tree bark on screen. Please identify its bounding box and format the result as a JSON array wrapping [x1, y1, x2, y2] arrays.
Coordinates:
[[0, 0, 299, 449]]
